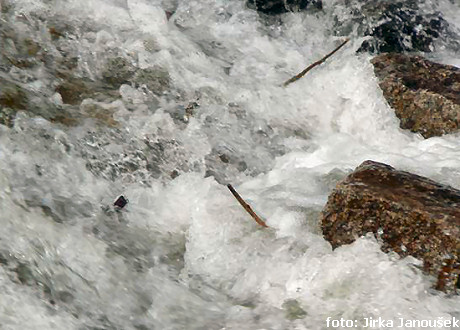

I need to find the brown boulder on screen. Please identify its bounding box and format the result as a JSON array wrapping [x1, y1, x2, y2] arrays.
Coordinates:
[[321, 160, 460, 293], [371, 53, 460, 138]]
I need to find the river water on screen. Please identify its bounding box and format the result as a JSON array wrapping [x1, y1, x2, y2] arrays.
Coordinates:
[[0, 0, 459, 329]]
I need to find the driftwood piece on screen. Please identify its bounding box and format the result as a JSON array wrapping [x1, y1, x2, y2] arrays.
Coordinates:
[[283, 38, 349, 87], [227, 184, 268, 228]]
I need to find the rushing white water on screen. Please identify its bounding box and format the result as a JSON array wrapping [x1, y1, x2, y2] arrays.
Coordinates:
[[0, 0, 459, 329]]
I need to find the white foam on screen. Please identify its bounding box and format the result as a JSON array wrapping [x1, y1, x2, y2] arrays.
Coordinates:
[[1, 0, 459, 328]]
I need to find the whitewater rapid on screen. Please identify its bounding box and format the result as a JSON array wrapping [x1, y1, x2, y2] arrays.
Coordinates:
[[0, 0, 459, 329]]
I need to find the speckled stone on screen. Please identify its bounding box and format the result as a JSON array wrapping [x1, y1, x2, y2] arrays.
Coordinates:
[[246, 0, 322, 15], [321, 160, 460, 293], [372, 53, 460, 138]]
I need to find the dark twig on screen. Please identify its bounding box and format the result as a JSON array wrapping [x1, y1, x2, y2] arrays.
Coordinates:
[[227, 184, 268, 228], [283, 38, 350, 87]]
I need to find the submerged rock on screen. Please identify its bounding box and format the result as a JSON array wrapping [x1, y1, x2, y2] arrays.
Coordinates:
[[101, 57, 136, 88], [0, 79, 29, 110], [0, 77, 78, 126], [246, 0, 322, 15], [55, 77, 93, 105], [0, 17, 42, 69], [282, 299, 307, 320], [0, 77, 120, 128], [132, 66, 170, 95], [80, 99, 120, 127], [47, 17, 77, 41], [321, 160, 460, 293], [333, 0, 456, 53], [372, 53, 460, 138], [0, 107, 16, 127], [55, 71, 122, 107]]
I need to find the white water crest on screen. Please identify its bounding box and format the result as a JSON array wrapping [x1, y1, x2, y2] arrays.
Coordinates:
[[0, 0, 459, 329]]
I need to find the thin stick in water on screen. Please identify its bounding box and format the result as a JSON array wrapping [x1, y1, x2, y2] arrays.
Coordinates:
[[283, 38, 350, 87], [227, 184, 268, 228]]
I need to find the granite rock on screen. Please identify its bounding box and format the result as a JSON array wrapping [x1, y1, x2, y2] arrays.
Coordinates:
[[333, 0, 457, 54], [321, 160, 460, 293], [246, 0, 322, 15], [372, 53, 460, 138]]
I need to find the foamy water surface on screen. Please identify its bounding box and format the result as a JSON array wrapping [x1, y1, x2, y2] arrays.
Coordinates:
[[0, 0, 459, 329]]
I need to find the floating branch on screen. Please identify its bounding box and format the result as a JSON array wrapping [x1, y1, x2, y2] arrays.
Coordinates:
[[227, 184, 268, 228], [283, 38, 350, 87]]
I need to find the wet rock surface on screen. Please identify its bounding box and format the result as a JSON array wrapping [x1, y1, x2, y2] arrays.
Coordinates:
[[132, 66, 171, 95], [101, 57, 136, 88], [0, 2, 170, 127], [0, 78, 29, 110], [246, 0, 322, 15], [333, 0, 458, 53], [55, 77, 93, 105], [372, 53, 460, 138], [0, 76, 79, 126], [321, 160, 460, 293]]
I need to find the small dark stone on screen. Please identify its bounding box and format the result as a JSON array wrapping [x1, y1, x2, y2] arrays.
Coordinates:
[[165, 11, 174, 20], [170, 170, 179, 179], [114, 195, 128, 209], [237, 161, 248, 172], [219, 154, 229, 163]]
